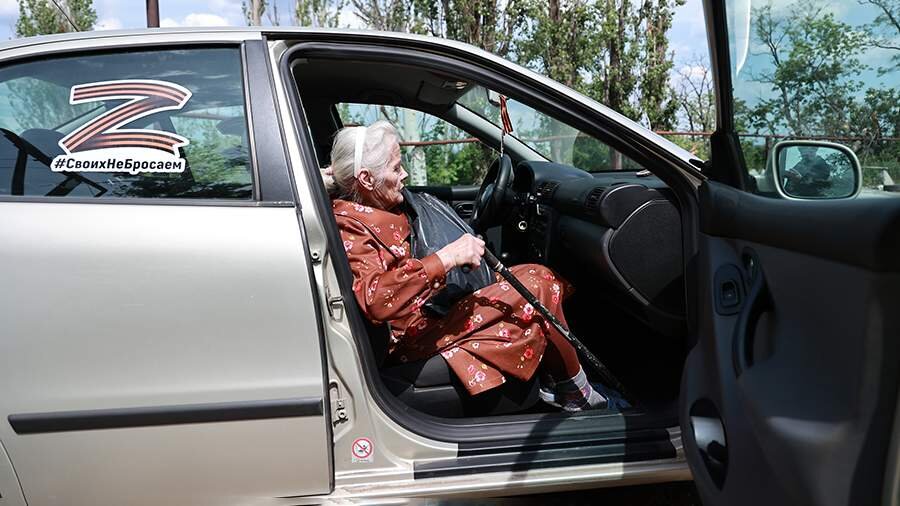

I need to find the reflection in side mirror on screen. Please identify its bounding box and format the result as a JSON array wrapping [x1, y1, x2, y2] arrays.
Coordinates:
[[770, 141, 862, 200]]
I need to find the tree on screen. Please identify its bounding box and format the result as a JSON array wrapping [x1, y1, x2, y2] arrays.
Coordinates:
[[353, 0, 523, 49], [638, 0, 683, 130], [860, 0, 899, 71], [734, 0, 898, 184], [515, 0, 681, 166], [673, 56, 715, 133], [744, 1, 868, 137], [295, 0, 345, 27], [352, 0, 413, 31], [670, 56, 714, 158], [13, 0, 97, 130], [243, 0, 266, 25], [861, 0, 899, 50], [440, 0, 524, 56], [517, 0, 597, 91], [16, 0, 96, 36]]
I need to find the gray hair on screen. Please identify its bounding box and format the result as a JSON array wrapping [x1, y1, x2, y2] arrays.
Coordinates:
[[328, 120, 400, 202]]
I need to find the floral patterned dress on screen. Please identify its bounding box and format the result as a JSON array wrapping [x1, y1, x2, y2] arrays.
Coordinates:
[[334, 199, 573, 395]]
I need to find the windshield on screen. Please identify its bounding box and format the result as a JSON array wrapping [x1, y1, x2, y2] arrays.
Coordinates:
[[458, 86, 644, 172], [725, 0, 899, 195]]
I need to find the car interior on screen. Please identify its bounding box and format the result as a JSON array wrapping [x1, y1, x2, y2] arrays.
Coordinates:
[[290, 56, 688, 420]]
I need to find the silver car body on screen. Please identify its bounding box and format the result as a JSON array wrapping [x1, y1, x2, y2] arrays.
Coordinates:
[[0, 28, 698, 505]]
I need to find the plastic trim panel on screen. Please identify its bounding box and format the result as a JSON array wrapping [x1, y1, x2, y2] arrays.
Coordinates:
[[8, 397, 323, 434]]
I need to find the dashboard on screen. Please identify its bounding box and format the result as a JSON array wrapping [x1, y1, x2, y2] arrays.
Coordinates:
[[511, 161, 685, 335]]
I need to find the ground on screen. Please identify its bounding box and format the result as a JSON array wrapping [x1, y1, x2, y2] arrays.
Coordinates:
[[425, 482, 702, 505]]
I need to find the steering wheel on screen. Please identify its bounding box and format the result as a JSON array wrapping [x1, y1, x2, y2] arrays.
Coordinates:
[[470, 154, 513, 233]]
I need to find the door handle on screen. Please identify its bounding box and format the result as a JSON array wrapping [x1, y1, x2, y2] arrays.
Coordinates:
[[732, 251, 769, 377], [454, 202, 475, 218]]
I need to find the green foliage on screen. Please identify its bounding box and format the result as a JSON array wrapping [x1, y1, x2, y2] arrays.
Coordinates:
[[744, 2, 869, 137], [514, 0, 681, 128], [664, 133, 711, 160], [179, 118, 249, 187], [860, 0, 899, 72], [672, 56, 715, 135], [11, 0, 98, 130], [516, 0, 597, 91], [3, 78, 93, 130], [416, 141, 494, 185], [638, 0, 684, 130], [296, 0, 346, 27], [16, 0, 96, 37], [737, 0, 899, 186], [111, 117, 252, 199]]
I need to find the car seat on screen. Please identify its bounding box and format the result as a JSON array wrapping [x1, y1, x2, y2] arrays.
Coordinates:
[[366, 317, 541, 418]]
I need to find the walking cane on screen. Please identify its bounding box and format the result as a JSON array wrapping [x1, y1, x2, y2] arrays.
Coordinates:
[[479, 249, 636, 406]]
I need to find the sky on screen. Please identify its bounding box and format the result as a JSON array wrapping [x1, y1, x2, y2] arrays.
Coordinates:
[[0, 0, 711, 73]]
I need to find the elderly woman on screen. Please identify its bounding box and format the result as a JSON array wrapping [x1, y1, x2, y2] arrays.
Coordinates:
[[328, 120, 610, 411]]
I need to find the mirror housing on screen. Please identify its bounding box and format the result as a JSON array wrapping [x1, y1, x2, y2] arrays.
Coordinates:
[[769, 140, 862, 200]]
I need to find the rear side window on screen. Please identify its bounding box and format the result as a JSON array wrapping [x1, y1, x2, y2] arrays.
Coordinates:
[[0, 47, 253, 199]]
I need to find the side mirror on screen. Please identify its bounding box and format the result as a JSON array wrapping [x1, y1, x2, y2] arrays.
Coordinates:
[[770, 140, 862, 200]]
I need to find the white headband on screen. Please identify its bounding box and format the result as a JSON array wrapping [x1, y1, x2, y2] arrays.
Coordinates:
[[353, 126, 367, 176]]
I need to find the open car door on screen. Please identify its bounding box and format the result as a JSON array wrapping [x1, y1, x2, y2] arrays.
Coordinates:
[[682, 1, 900, 505]]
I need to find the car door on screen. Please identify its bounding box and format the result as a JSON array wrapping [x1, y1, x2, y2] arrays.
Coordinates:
[[682, 1, 900, 505], [0, 36, 332, 505]]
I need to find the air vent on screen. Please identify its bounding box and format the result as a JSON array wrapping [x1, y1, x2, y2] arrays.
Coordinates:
[[536, 181, 559, 202], [584, 187, 605, 211]]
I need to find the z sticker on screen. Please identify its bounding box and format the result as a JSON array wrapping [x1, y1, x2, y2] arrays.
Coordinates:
[[51, 79, 192, 175]]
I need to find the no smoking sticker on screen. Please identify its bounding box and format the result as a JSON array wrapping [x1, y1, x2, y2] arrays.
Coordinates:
[[351, 437, 374, 463]]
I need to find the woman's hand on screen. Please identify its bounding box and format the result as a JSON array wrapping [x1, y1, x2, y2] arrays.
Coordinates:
[[436, 233, 485, 273], [321, 166, 336, 193]]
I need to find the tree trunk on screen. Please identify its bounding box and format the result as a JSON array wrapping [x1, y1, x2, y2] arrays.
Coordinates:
[[250, 0, 263, 25], [401, 109, 427, 186]]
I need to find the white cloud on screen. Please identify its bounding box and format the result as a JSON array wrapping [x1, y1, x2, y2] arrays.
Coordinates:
[[185, 13, 231, 26], [160, 13, 232, 28], [338, 8, 365, 29], [96, 17, 123, 31], [679, 64, 710, 80], [0, 0, 17, 17], [208, 0, 245, 25]]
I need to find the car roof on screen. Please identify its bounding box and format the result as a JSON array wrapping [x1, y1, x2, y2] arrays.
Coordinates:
[[0, 27, 468, 52], [0, 27, 700, 168]]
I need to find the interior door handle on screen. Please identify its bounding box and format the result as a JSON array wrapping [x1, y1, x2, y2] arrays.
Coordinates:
[[454, 202, 474, 218], [732, 251, 769, 377]]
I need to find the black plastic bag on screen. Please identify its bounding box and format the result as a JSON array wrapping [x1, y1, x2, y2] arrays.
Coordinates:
[[402, 189, 494, 318]]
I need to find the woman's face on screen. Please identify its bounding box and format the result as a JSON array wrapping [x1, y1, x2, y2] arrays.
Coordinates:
[[363, 139, 408, 210]]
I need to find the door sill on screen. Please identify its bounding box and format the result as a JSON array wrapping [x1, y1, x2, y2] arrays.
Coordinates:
[[414, 426, 677, 479]]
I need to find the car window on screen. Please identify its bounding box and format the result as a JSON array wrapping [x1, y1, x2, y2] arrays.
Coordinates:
[[0, 47, 253, 199], [725, 0, 899, 198], [457, 85, 645, 172], [337, 103, 495, 186]]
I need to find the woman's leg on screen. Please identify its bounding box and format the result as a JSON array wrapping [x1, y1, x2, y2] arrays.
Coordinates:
[[510, 264, 611, 411], [541, 325, 582, 380], [509, 264, 581, 380]]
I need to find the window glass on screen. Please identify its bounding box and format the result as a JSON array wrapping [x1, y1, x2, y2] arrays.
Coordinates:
[[726, 0, 899, 197], [458, 86, 644, 172], [337, 103, 495, 186], [0, 47, 253, 199]]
